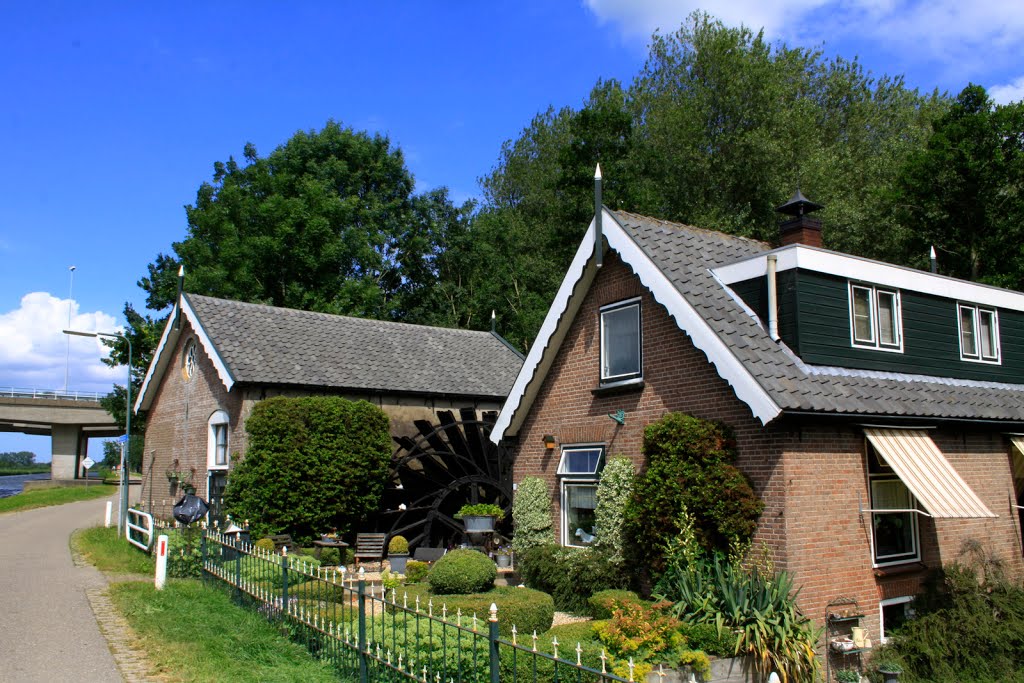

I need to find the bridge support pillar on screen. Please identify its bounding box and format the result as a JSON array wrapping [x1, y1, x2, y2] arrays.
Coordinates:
[[51, 424, 84, 480]]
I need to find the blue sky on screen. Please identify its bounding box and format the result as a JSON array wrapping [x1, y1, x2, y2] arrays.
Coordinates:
[[2, 1, 1022, 459]]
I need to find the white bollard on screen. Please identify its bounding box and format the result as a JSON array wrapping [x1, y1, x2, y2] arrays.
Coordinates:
[[104, 501, 112, 528], [155, 534, 169, 590]]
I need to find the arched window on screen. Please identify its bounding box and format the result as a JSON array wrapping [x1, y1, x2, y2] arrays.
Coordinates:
[[207, 410, 230, 470]]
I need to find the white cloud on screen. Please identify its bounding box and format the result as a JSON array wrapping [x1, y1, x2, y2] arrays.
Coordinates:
[[991, 75, 1024, 104], [0, 292, 123, 395], [583, 1, 1024, 71]]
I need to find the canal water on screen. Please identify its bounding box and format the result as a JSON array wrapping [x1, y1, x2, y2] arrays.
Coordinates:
[[0, 473, 51, 499]]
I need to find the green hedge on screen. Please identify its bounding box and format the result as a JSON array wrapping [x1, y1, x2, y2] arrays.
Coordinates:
[[401, 584, 554, 637]]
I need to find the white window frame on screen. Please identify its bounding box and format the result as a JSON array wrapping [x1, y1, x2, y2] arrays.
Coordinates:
[[207, 410, 230, 470], [848, 283, 903, 352], [879, 596, 915, 643], [867, 444, 921, 567], [558, 445, 604, 548], [600, 298, 642, 384], [958, 303, 1000, 364]]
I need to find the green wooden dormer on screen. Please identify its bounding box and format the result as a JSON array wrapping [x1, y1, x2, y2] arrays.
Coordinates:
[[715, 247, 1024, 384]]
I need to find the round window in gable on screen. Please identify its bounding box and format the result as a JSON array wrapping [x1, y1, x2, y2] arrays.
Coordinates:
[[183, 339, 198, 381]]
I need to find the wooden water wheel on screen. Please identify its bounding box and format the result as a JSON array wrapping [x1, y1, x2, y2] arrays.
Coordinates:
[[376, 408, 513, 549]]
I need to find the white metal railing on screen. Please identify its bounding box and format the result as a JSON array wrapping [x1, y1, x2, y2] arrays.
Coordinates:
[[0, 386, 105, 402], [126, 508, 154, 551]]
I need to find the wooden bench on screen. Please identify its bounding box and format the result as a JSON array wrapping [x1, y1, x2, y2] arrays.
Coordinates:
[[268, 534, 296, 553], [412, 547, 446, 564], [354, 533, 386, 569]]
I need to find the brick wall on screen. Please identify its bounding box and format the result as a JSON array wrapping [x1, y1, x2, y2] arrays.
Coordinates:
[[510, 251, 1024, 641]]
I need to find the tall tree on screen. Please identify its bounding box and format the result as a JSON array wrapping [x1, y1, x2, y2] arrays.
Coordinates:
[[892, 85, 1024, 286]]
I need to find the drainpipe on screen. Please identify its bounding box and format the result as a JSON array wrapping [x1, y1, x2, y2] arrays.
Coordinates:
[[767, 254, 780, 341]]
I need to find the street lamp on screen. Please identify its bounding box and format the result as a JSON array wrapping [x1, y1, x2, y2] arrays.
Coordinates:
[[64, 328, 132, 536]]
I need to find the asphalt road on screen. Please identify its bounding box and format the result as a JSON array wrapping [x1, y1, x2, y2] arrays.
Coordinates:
[[0, 494, 124, 683]]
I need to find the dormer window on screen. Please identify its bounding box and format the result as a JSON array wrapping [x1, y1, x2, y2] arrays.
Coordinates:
[[958, 304, 999, 363], [600, 299, 642, 383], [849, 284, 902, 351]]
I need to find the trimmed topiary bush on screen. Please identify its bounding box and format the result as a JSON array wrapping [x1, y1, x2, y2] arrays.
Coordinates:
[[404, 560, 429, 583], [318, 547, 341, 565], [254, 537, 276, 553], [428, 549, 497, 595], [588, 589, 641, 619], [679, 622, 737, 657], [388, 535, 409, 554], [223, 395, 392, 543], [519, 543, 629, 613], [511, 477, 554, 557]]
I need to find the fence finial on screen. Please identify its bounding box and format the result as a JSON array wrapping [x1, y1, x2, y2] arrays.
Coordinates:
[[489, 603, 498, 623]]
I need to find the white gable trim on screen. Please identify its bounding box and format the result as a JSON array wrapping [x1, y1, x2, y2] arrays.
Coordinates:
[[133, 297, 235, 413], [714, 245, 1024, 312], [491, 210, 781, 443]]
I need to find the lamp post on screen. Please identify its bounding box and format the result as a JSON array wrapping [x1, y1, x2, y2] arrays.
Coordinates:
[[63, 329, 132, 535]]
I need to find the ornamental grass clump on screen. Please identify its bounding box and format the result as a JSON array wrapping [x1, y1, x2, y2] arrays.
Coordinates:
[[654, 507, 819, 683]]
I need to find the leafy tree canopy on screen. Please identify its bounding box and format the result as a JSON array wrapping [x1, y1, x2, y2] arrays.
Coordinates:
[[892, 84, 1024, 287]]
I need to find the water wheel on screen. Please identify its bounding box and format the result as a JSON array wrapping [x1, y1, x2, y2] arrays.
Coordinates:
[[377, 408, 513, 549]]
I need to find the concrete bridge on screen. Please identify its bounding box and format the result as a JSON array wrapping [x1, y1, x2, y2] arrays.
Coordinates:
[[0, 387, 120, 479]]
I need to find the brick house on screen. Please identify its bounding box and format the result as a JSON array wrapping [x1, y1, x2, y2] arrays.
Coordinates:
[[134, 293, 523, 521], [490, 197, 1024, 649]]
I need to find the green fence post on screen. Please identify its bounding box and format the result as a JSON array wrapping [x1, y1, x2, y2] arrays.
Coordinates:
[[358, 570, 368, 683], [234, 535, 242, 603], [200, 530, 207, 587], [489, 602, 500, 683], [281, 549, 290, 611]]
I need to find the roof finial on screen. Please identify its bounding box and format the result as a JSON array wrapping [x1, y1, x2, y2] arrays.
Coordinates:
[[594, 164, 603, 269]]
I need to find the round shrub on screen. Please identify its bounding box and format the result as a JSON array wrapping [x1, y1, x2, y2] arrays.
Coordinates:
[[428, 549, 497, 595], [388, 535, 409, 554], [404, 560, 429, 583], [403, 584, 553, 637], [679, 622, 737, 657], [254, 537, 276, 553], [318, 547, 341, 565], [588, 589, 641, 618]]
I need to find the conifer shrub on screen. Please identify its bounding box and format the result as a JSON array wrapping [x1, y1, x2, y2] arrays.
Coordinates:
[[388, 535, 409, 554], [254, 537, 277, 553], [519, 543, 629, 613], [427, 549, 496, 595], [624, 412, 763, 578], [511, 476, 554, 556]]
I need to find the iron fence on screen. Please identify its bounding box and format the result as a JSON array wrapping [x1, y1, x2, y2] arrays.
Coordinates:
[[201, 531, 633, 683]]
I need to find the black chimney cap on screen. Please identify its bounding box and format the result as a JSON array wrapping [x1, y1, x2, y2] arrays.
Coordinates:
[[776, 188, 824, 217]]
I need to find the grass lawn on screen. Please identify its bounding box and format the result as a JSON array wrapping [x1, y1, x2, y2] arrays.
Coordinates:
[[75, 526, 339, 682], [73, 525, 154, 574], [0, 483, 117, 514], [109, 580, 338, 682]]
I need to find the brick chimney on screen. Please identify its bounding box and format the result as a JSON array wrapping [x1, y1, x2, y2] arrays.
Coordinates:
[[776, 189, 824, 248]]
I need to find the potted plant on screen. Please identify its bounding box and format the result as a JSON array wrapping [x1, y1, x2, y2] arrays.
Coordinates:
[[388, 535, 409, 574], [455, 503, 505, 533], [875, 659, 903, 683], [835, 669, 860, 683], [494, 544, 512, 569]]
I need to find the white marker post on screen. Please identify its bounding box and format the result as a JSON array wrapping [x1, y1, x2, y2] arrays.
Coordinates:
[[104, 501, 112, 528], [155, 534, 169, 590]]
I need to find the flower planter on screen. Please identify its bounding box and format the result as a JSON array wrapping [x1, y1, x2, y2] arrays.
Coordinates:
[[495, 553, 512, 569], [878, 667, 902, 683], [389, 553, 409, 574], [462, 515, 496, 533]]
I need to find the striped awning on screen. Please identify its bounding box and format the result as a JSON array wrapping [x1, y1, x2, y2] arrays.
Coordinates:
[[865, 428, 995, 519], [1010, 437, 1024, 485]]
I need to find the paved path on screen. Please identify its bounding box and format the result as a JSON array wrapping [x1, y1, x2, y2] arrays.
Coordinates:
[[0, 494, 127, 683]]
